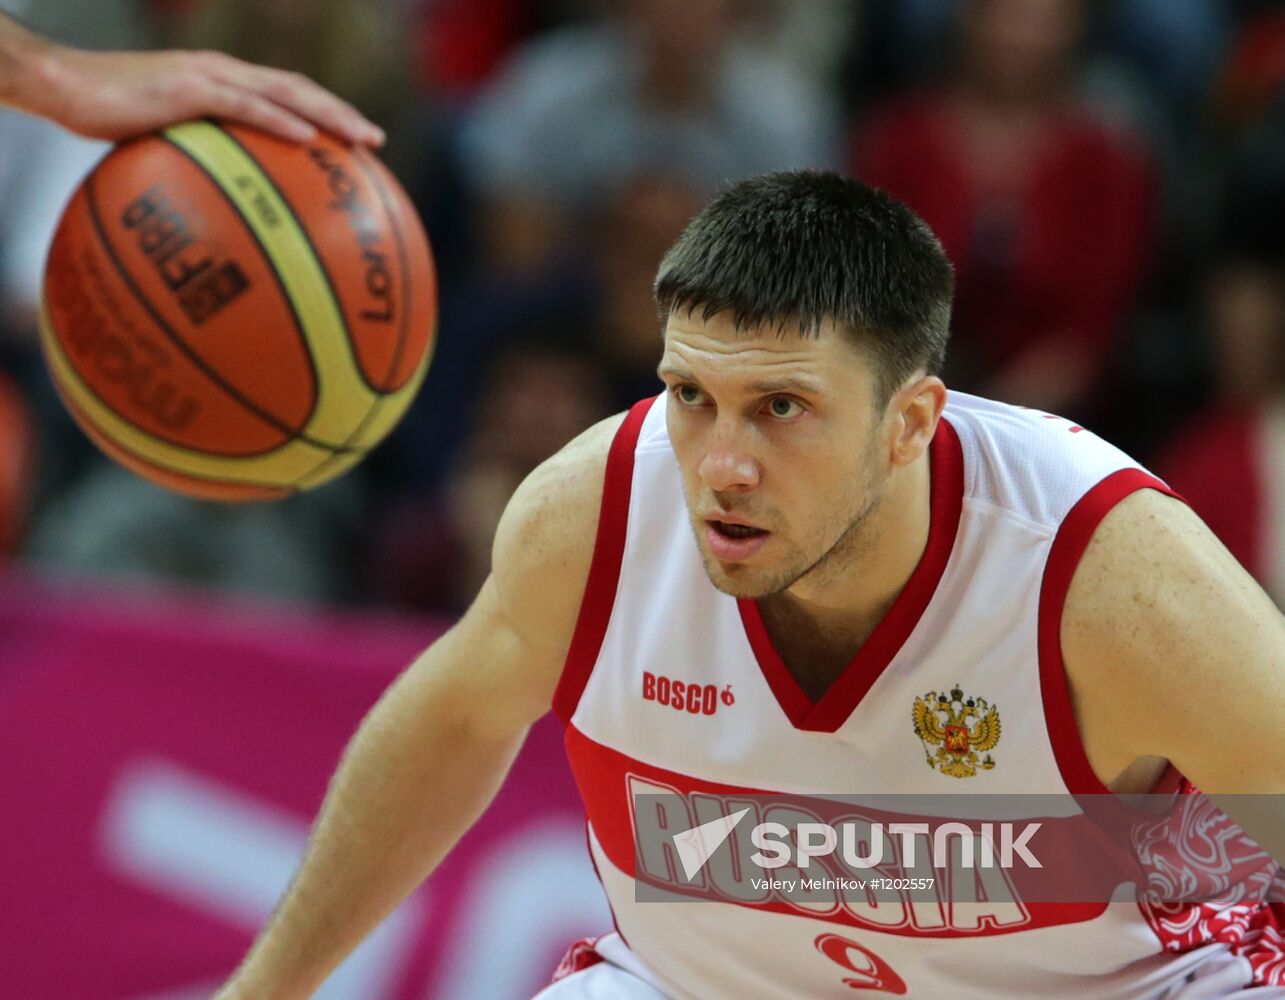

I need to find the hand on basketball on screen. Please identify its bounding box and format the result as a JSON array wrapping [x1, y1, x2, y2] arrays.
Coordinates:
[[28, 44, 385, 146]]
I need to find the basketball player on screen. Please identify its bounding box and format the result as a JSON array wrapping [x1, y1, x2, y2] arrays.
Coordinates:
[[0, 11, 382, 145], [193, 171, 1283, 998], [5, 15, 1278, 993]]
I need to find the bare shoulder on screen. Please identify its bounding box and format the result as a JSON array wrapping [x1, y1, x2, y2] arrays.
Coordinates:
[[1063, 488, 1275, 656], [1062, 487, 1285, 787], [491, 411, 627, 658]]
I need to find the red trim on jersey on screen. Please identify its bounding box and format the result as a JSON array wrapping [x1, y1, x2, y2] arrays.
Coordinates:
[[738, 418, 965, 733], [552, 398, 655, 724], [1036, 469, 1181, 795], [550, 935, 606, 982]]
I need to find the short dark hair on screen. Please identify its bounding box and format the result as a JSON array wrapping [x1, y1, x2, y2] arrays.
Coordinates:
[[654, 170, 954, 404]]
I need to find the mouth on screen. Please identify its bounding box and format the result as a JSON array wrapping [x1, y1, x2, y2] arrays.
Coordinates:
[[708, 520, 767, 540], [704, 518, 771, 562]]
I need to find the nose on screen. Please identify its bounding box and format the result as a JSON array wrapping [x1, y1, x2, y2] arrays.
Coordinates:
[[697, 419, 760, 493]]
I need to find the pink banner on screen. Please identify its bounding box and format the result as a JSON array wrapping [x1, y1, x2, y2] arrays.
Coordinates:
[[0, 572, 608, 1000]]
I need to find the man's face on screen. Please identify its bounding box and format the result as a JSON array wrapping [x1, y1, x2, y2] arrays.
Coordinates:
[[658, 310, 892, 599]]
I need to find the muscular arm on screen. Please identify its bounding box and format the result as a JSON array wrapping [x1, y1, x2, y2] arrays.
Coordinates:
[[219, 414, 624, 1000], [1063, 488, 1285, 862], [0, 11, 382, 144]]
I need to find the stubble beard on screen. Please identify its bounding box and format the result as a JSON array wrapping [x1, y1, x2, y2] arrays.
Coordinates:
[[690, 472, 887, 601]]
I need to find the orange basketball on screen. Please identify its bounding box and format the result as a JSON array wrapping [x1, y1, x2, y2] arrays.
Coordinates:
[[40, 120, 437, 501]]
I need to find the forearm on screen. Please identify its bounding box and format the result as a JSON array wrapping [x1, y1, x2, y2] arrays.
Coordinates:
[[0, 11, 382, 144], [224, 650, 527, 999], [0, 12, 43, 109]]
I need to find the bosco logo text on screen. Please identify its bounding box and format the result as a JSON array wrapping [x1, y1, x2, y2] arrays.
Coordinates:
[[642, 671, 734, 716]]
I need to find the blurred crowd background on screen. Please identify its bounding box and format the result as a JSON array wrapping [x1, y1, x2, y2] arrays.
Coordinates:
[[1, 0, 1283, 611]]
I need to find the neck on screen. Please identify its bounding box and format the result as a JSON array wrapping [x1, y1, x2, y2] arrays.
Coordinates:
[[763, 446, 934, 643]]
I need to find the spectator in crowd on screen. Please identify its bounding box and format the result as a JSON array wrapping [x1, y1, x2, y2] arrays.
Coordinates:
[[852, 0, 1156, 419], [1209, 3, 1285, 134], [591, 173, 706, 408], [1212, 11, 1285, 265], [737, 0, 856, 96], [854, 0, 1229, 124], [457, 0, 838, 275], [1100, 0, 1231, 125], [412, 0, 563, 101], [1154, 259, 1285, 607], [6, 0, 1284, 622], [1152, 14, 1285, 605], [368, 335, 610, 613]]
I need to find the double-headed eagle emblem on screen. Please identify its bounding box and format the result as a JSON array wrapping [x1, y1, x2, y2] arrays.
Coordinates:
[[912, 686, 1001, 778]]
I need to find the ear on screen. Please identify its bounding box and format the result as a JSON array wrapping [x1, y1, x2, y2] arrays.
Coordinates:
[[887, 376, 947, 468]]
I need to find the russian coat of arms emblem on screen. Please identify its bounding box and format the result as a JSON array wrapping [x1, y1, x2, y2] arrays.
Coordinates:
[[912, 685, 1001, 778]]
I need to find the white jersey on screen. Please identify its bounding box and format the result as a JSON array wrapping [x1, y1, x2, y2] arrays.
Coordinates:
[[550, 392, 1285, 999]]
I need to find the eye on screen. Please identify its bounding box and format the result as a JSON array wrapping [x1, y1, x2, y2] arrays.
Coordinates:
[[765, 396, 804, 419], [674, 384, 707, 406]]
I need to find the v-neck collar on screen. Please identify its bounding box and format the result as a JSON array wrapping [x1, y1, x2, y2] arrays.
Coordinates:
[[736, 417, 964, 733]]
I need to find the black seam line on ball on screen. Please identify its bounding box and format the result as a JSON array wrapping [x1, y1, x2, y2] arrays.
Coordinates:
[[157, 134, 361, 454], [215, 128, 379, 397], [81, 172, 339, 456]]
